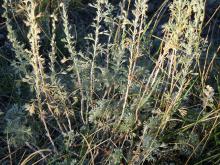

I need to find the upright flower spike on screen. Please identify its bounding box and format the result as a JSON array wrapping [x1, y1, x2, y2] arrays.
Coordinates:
[[157, 0, 205, 131], [61, 2, 86, 124]]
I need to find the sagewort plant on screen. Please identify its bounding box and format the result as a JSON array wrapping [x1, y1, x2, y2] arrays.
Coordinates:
[[2, 0, 219, 164]]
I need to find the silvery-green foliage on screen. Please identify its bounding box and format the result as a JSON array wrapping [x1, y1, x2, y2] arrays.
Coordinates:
[[54, 158, 78, 165], [118, 110, 135, 133], [4, 105, 33, 147], [175, 131, 201, 157], [110, 148, 123, 164], [3, 1, 31, 77], [63, 130, 79, 151], [89, 99, 112, 124]]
